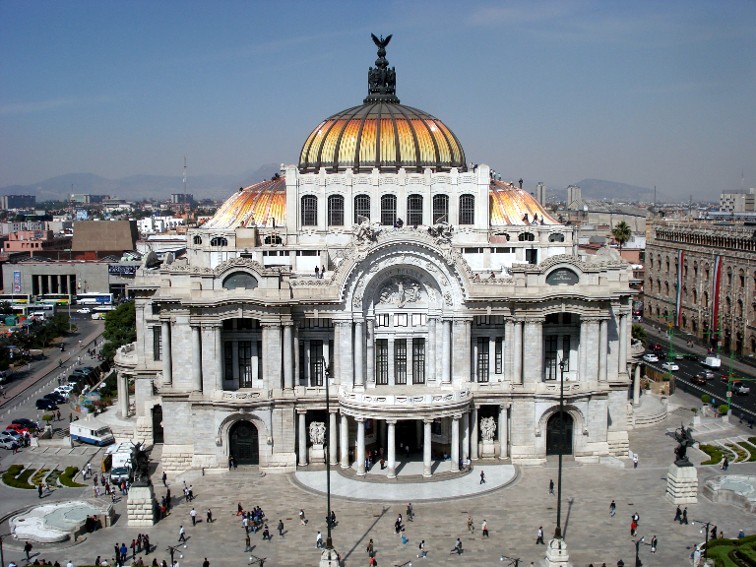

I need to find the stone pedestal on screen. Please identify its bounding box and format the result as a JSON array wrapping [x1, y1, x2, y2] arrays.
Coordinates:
[[318, 547, 341, 567], [542, 537, 571, 567], [127, 484, 156, 527], [479, 439, 496, 458], [665, 463, 698, 504], [309, 445, 326, 464]]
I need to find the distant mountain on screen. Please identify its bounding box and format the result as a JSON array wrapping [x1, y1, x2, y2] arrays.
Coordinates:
[[549, 179, 658, 203], [0, 164, 281, 202]]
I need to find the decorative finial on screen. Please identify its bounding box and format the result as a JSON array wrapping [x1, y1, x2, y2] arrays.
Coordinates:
[[365, 34, 399, 103]]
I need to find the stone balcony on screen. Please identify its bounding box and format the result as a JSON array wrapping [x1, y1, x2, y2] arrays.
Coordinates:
[[114, 342, 138, 371]]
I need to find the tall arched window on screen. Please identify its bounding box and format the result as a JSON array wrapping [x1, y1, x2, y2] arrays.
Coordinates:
[[301, 195, 317, 226], [193, 235, 202, 245], [381, 194, 397, 226], [459, 194, 474, 225], [354, 194, 370, 223], [328, 195, 344, 226], [210, 237, 228, 247], [407, 194, 423, 226], [432, 194, 449, 224]]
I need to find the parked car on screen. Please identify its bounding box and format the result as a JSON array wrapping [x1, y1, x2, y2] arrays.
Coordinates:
[[44, 392, 67, 404], [0, 438, 19, 450], [661, 361, 679, 372], [2, 429, 26, 446], [5, 423, 30, 434], [35, 399, 57, 410], [642, 353, 659, 363], [11, 418, 37, 431], [72, 367, 97, 377]]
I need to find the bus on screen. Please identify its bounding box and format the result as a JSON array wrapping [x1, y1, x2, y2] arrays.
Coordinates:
[[0, 294, 32, 304], [28, 303, 56, 319], [76, 292, 114, 306], [38, 293, 72, 306]]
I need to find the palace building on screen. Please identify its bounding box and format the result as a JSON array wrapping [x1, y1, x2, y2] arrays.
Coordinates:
[[116, 37, 635, 476]]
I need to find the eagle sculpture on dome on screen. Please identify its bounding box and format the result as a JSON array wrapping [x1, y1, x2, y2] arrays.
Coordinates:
[[371, 33, 392, 50]]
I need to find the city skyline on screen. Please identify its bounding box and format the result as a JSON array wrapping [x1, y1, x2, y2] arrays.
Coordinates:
[[1, 0, 754, 201]]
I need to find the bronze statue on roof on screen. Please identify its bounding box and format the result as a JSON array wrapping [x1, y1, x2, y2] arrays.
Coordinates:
[[366, 34, 399, 103]]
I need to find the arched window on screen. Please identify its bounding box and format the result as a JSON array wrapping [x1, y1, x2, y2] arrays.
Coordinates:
[[739, 269, 745, 288], [704, 291, 709, 308], [693, 262, 698, 279], [692, 289, 698, 305], [664, 282, 669, 296], [222, 272, 259, 290], [665, 257, 670, 273], [193, 235, 202, 245], [381, 194, 397, 226], [210, 237, 228, 247], [727, 267, 733, 286], [459, 194, 475, 225], [549, 233, 565, 242], [328, 195, 344, 227], [432, 194, 449, 224], [407, 194, 423, 226], [737, 299, 743, 317], [518, 232, 535, 242], [264, 235, 282, 245], [354, 194, 370, 224], [301, 195, 317, 226]]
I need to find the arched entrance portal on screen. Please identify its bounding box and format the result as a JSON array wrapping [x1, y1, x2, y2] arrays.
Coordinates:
[[229, 420, 259, 465], [546, 412, 573, 456]]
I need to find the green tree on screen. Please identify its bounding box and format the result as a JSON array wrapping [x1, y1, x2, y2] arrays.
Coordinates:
[[611, 221, 632, 250], [632, 324, 646, 344], [101, 302, 136, 362]]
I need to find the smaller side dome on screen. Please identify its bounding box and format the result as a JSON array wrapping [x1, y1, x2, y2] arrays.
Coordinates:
[[203, 176, 286, 230]]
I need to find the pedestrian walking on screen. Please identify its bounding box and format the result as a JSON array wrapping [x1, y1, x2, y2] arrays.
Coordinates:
[[480, 470, 486, 484], [681, 507, 688, 525], [206, 508, 213, 523], [130, 539, 136, 559], [299, 508, 307, 525], [202, 559, 209, 567], [38, 483, 43, 498], [244, 532, 251, 552], [406, 502, 414, 521], [366, 538, 374, 557], [631, 511, 639, 525], [633, 454, 638, 468], [650, 535, 657, 553], [162, 471, 167, 486], [277, 519, 284, 537], [536, 526, 545, 544], [316, 530, 323, 548], [467, 515, 474, 532], [610, 500, 616, 517], [24, 541, 33, 561], [482, 519, 489, 537], [673, 505, 682, 522], [630, 519, 637, 536], [178, 525, 186, 542], [450, 537, 463, 555], [144, 534, 151, 554], [711, 525, 717, 540], [190, 508, 197, 526], [417, 539, 427, 558], [549, 479, 554, 495]]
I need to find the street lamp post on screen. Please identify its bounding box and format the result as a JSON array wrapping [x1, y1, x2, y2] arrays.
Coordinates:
[[323, 358, 333, 550], [692, 520, 711, 562], [555, 359, 565, 539], [634, 536, 645, 567]]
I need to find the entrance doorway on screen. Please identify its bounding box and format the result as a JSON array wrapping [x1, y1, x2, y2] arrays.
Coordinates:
[[151, 405, 164, 444], [230, 420, 259, 465], [546, 411, 573, 455]]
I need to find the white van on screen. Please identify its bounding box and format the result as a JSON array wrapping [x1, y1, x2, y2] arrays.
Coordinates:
[[69, 421, 115, 446]]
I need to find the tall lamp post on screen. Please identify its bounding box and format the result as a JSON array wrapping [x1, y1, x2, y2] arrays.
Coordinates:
[[555, 359, 565, 539], [319, 357, 339, 567], [691, 520, 712, 563]]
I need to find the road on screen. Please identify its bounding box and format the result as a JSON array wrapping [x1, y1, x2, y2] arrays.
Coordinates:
[[640, 322, 756, 421]]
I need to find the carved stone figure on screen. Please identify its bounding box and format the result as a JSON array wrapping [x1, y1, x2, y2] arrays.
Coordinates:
[[309, 421, 326, 446], [130, 441, 151, 486], [666, 423, 696, 467], [428, 221, 453, 242], [378, 278, 422, 307], [480, 416, 496, 441], [354, 218, 382, 243]]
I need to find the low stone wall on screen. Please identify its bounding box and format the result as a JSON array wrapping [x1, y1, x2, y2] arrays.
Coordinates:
[[702, 474, 756, 513]]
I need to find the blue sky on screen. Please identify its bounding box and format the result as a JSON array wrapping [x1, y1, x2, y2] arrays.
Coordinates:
[[1, 0, 754, 201]]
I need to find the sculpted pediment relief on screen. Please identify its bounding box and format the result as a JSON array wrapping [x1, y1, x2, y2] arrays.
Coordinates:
[[377, 277, 425, 307]]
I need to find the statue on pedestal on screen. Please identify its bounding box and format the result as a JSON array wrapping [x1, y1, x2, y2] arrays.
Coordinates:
[[666, 423, 696, 467]]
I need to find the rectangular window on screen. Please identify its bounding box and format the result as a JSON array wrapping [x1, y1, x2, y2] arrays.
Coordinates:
[[238, 341, 252, 388], [412, 338, 425, 384], [310, 340, 324, 386], [526, 248, 538, 265], [394, 313, 408, 327], [411, 313, 427, 326], [561, 336, 571, 372], [376, 339, 389, 385], [545, 335, 558, 380], [152, 327, 162, 361], [495, 337, 503, 374], [375, 314, 389, 327], [224, 342, 233, 381], [299, 342, 305, 383], [477, 337, 489, 382], [257, 340, 263, 381], [394, 339, 407, 384]]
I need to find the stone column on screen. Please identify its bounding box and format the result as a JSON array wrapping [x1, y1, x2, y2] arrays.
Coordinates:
[[471, 406, 479, 460], [283, 323, 294, 390], [387, 420, 397, 479], [161, 319, 172, 386], [505, 320, 515, 381], [336, 322, 351, 387], [579, 320, 588, 382], [118, 372, 129, 418], [298, 411, 307, 466], [513, 320, 523, 384], [340, 414, 349, 469], [423, 419, 432, 478], [366, 319, 375, 384], [356, 418, 366, 476], [462, 411, 470, 461], [451, 415, 460, 472], [354, 321, 364, 388], [191, 325, 202, 392], [387, 337, 395, 386], [262, 322, 283, 390], [633, 364, 642, 406], [215, 325, 223, 390], [499, 404, 510, 459], [427, 318, 437, 381], [442, 319, 452, 384], [618, 313, 627, 376], [329, 411, 338, 466], [599, 319, 608, 382], [523, 320, 544, 383]]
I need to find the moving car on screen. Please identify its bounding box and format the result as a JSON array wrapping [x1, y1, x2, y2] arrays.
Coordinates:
[[642, 353, 659, 363], [76, 307, 92, 314], [690, 374, 708, 385], [731, 381, 750, 395], [661, 361, 679, 372], [683, 353, 698, 360], [35, 399, 58, 410]]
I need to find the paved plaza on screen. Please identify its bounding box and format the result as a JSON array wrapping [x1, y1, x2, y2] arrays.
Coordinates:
[[1, 388, 755, 567]]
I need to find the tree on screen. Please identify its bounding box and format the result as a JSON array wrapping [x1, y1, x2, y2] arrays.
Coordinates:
[[612, 221, 632, 251], [101, 302, 136, 362], [632, 324, 646, 344]]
